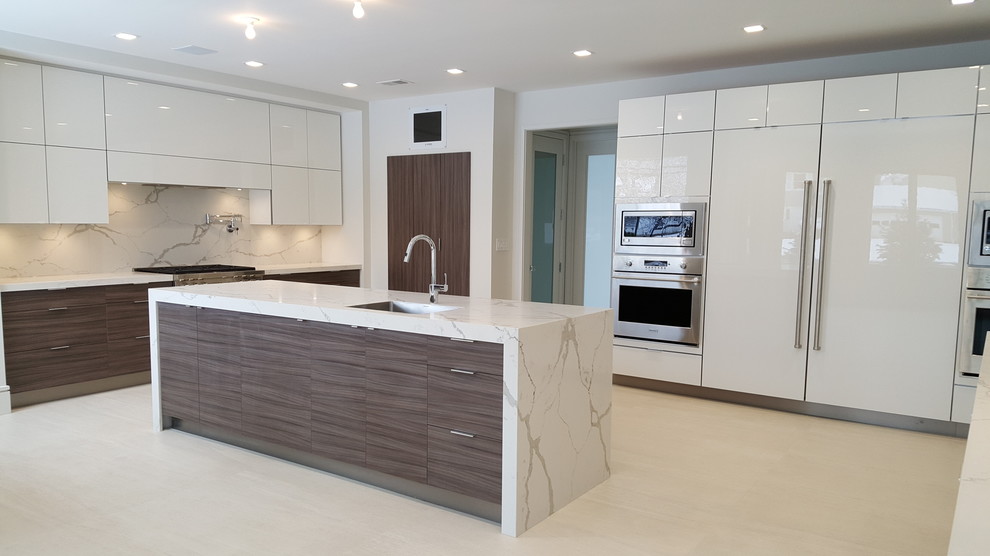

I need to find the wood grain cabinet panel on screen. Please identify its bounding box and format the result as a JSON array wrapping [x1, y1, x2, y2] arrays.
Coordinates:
[[5, 343, 109, 392], [310, 322, 366, 466], [426, 337, 503, 376], [427, 425, 501, 504], [266, 269, 360, 286], [365, 328, 429, 483], [239, 313, 312, 452], [427, 366, 502, 441], [107, 337, 151, 376], [197, 308, 244, 432], [1, 286, 106, 314], [157, 303, 200, 421], [2, 305, 107, 353]]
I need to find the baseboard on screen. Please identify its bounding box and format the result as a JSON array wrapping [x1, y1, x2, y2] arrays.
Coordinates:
[[11, 372, 150, 408]]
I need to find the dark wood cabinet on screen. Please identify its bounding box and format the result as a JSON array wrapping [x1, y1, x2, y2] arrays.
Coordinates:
[[266, 269, 360, 287], [196, 308, 243, 432], [157, 303, 199, 421], [387, 152, 470, 297], [310, 321, 366, 466], [427, 426, 502, 504], [105, 283, 155, 377]]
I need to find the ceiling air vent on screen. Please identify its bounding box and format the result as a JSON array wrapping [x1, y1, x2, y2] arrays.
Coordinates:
[[376, 79, 413, 86], [173, 45, 219, 56]]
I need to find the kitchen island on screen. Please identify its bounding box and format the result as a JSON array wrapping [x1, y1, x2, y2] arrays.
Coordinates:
[[149, 280, 612, 536]]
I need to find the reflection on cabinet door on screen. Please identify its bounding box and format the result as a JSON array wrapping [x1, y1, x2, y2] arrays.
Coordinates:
[[807, 116, 974, 419], [0, 142, 47, 223], [661, 131, 713, 197], [704, 125, 821, 400]]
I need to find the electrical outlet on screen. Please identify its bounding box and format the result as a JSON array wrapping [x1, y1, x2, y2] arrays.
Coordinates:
[[495, 238, 510, 252]]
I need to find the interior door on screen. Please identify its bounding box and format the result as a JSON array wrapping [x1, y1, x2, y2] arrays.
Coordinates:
[[530, 133, 566, 303], [806, 116, 973, 419], [704, 125, 821, 399]]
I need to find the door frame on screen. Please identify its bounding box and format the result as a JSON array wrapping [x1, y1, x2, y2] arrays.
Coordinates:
[[525, 131, 568, 303]]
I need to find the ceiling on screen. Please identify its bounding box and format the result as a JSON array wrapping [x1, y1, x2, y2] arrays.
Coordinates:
[[1, 0, 990, 103]]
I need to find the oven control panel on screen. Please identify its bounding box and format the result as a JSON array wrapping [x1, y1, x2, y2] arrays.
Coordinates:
[[613, 255, 703, 275]]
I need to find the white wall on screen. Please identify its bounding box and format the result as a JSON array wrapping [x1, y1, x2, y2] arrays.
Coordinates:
[[321, 110, 367, 273], [368, 88, 504, 297]]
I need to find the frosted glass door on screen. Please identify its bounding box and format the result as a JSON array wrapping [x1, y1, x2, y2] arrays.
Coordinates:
[[807, 116, 973, 419], [704, 125, 821, 399]]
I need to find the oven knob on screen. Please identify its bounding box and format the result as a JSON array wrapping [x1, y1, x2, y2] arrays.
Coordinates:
[[625, 260, 633, 267], [680, 262, 687, 269]]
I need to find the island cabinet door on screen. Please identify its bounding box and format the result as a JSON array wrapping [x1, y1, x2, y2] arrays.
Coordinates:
[[196, 308, 243, 433], [238, 313, 312, 453], [364, 328, 429, 484], [157, 303, 200, 421], [309, 322, 367, 467]]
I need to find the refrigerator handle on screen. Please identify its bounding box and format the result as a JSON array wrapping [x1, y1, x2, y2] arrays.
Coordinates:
[[813, 179, 832, 351], [794, 179, 814, 349]]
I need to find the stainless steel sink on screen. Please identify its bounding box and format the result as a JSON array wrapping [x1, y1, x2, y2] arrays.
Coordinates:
[[348, 300, 458, 314]]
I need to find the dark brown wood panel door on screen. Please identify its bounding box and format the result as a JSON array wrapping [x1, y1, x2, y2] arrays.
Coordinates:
[[197, 308, 243, 433], [157, 303, 200, 421], [387, 152, 470, 297], [310, 321, 367, 466]]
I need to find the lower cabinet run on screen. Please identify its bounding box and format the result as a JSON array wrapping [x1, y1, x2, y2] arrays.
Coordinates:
[[156, 305, 503, 506]]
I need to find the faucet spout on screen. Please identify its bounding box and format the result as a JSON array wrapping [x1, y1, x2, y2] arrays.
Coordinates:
[[403, 234, 448, 303]]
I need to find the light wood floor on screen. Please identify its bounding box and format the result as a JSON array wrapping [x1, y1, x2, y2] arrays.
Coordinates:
[[0, 384, 965, 555]]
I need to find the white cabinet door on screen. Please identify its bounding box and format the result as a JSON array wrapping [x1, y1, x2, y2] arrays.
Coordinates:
[[42, 67, 106, 149], [660, 131, 712, 197], [896, 66, 979, 119], [0, 59, 44, 145], [807, 116, 973, 420], [107, 151, 272, 190], [618, 96, 664, 137], [664, 90, 715, 134], [980, 65, 989, 114], [104, 77, 271, 164], [309, 169, 342, 225], [615, 135, 662, 199], [0, 142, 48, 223], [704, 125, 821, 399], [270, 104, 308, 167], [46, 147, 108, 224], [973, 114, 990, 193], [271, 165, 310, 225], [767, 81, 824, 126], [307, 111, 341, 171], [715, 86, 767, 130], [823, 74, 897, 123]]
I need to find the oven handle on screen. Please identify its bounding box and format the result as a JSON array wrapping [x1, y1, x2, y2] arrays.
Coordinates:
[[795, 179, 813, 349], [967, 293, 990, 301], [813, 179, 831, 351], [612, 274, 701, 284]]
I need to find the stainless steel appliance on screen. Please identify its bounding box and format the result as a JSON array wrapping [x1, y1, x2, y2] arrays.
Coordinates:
[[958, 267, 990, 383], [614, 202, 706, 257], [133, 264, 264, 285], [611, 254, 704, 345], [969, 199, 990, 267]]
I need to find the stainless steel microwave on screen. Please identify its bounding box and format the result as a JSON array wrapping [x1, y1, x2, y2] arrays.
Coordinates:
[[614, 202, 706, 257]]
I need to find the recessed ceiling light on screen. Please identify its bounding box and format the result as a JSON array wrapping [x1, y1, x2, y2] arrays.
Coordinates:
[[573, 49, 593, 57], [446, 68, 464, 75], [744, 24, 765, 33], [158, 106, 171, 110], [342, 82, 359, 88], [241, 17, 260, 40], [245, 61, 264, 68], [115, 32, 139, 41], [952, 0, 975, 5]]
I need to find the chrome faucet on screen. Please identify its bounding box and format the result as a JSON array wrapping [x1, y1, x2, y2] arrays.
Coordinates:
[[403, 234, 448, 303]]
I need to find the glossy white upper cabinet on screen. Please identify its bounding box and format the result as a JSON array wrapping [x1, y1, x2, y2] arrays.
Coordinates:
[[104, 77, 271, 164], [309, 169, 343, 225], [107, 151, 272, 190], [661, 131, 712, 197], [715, 86, 767, 130], [664, 90, 715, 134], [618, 96, 665, 137], [615, 135, 662, 199], [0, 142, 48, 222], [0, 59, 44, 145], [823, 74, 897, 123], [46, 147, 108, 224], [767, 81, 824, 126], [42, 67, 106, 149], [270, 105, 308, 167], [307, 111, 342, 171], [973, 114, 990, 193], [896, 66, 979, 118], [980, 65, 989, 114], [271, 165, 310, 225]]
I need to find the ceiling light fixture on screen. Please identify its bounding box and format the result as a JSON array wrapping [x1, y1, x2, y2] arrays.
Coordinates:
[[342, 82, 359, 88], [243, 17, 259, 40], [446, 68, 464, 75], [114, 32, 139, 41], [245, 60, 264, 68], [744, 24, 765, 33], [353, 1, 365, 19], [573, 49, 593, 57]]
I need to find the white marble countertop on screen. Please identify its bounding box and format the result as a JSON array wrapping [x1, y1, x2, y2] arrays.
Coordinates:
[[949, 359, 990, 554], [0, 263, 361, 292], [150, 280, 609, 341]]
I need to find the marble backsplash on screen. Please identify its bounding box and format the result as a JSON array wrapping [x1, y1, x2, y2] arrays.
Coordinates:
[[0, 183, 322, 278]]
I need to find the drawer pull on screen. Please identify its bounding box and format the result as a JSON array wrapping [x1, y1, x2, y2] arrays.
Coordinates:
[[450, 337, 475, 343], [133, 300, 148, 304], [449, 430, 475, 438], [136, 335, 151, 340], [48, 307, 68, 311], [449, 368, 475, 375], [50, 345, 71, 351]]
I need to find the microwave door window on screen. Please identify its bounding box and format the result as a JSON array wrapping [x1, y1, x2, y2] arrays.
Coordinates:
[[624, 215, 694, 239], [618, 285, 693, 327]]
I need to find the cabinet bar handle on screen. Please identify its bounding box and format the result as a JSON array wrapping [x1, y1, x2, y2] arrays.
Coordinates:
[[449, 368, 475, 375], [813, 179, 832, 351], [48, 307, 68, 311], [450, 337, 475, 343], [794, 180, 813, 349], [50, 345, 71, 350], [449, 430, 475, 438], [133, 300, 148, 304], [136, 335, 151, 340]]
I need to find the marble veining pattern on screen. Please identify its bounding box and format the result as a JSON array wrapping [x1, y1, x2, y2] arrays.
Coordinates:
[[948, 356, 990, 553], [0, 183, 322, 278], [148, 281, 612, 537]]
